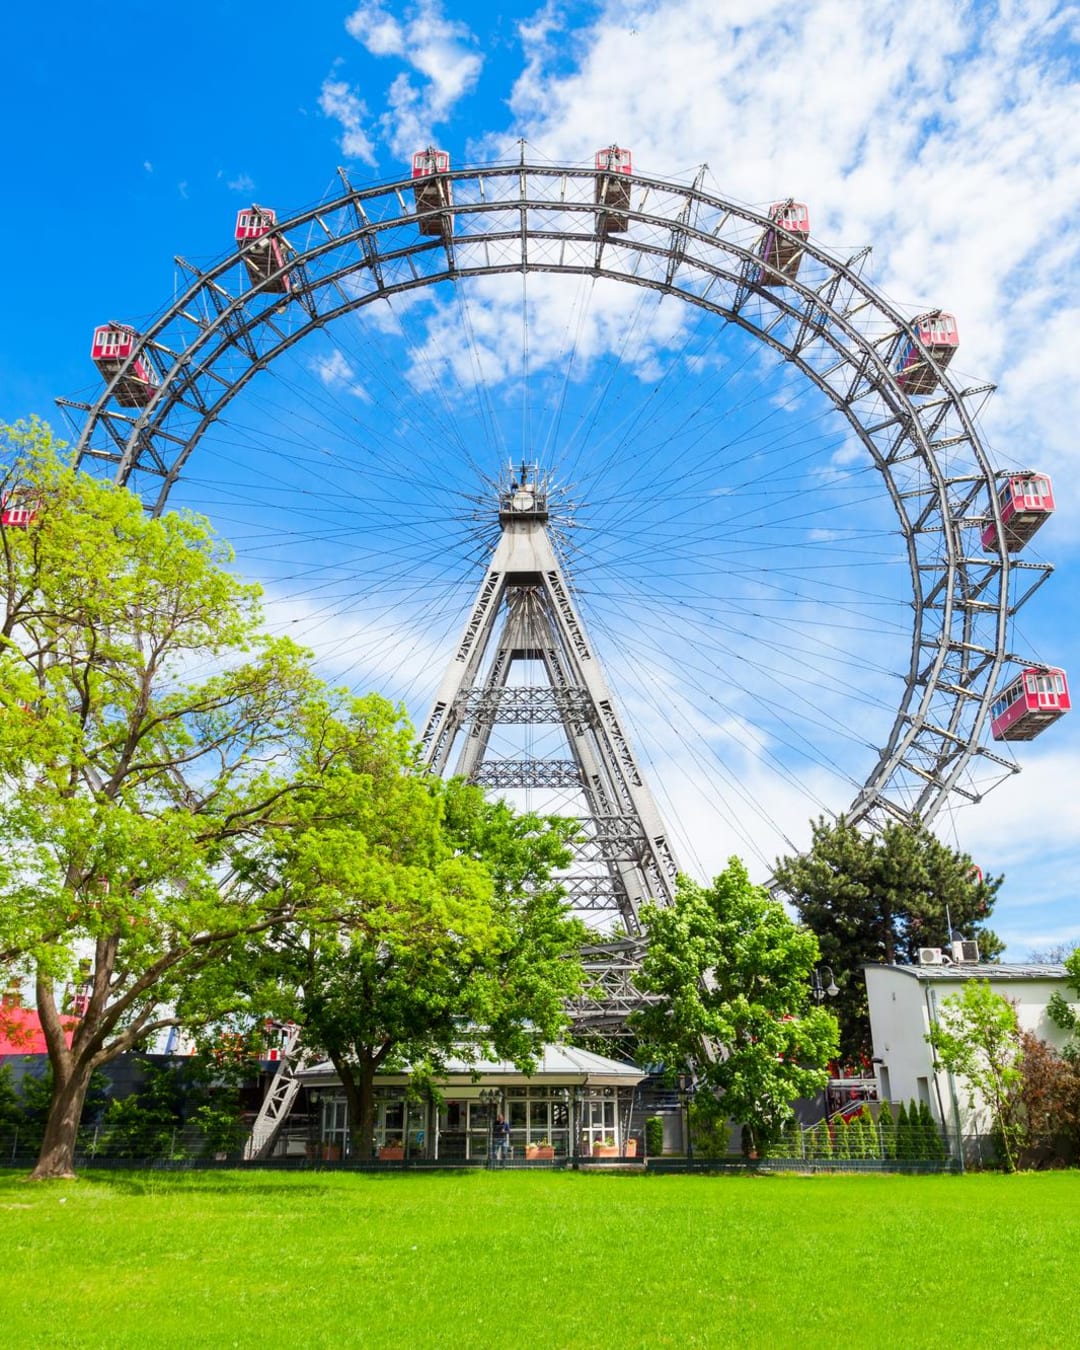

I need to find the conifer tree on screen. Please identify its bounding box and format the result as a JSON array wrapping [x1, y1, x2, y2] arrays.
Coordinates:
[[879, 1099, 897, 1159], [895, 1100, 911, 1159]]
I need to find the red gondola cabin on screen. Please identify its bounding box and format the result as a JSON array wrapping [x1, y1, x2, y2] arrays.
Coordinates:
[[990, 667, 1070, 741], [235, 206, 291, 292], [980, 474, 1054, 552], [1, 487, 39, 528], [595, 146, 632, 236], [895, 313, 959, 395], [757, 201, 810, 286], [91, 324, 159, 407], [412, 148, 452, 238]]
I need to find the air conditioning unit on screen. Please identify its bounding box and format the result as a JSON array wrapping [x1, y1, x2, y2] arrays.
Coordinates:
[[959, 940, 980, 963], [918, 947, 944, 965]]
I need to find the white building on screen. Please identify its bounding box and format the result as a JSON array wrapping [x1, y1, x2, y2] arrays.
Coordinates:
[[865, 962, 1074, 1145], [281, 1044, 647, 1162]]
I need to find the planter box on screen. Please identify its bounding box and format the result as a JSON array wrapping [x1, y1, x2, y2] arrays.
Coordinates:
[[526, 1145, 555, 1160], [592, 1144, 620, 1158], [379, 1145, 405, 1161]]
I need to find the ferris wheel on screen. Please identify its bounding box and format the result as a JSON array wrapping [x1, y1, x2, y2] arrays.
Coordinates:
[[56, 145, 1065, 881]]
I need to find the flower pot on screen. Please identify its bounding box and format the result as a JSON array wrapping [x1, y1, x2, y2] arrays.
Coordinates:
[[526, 1145, 555, 1160], [379, 1145, 405, 1161], [592, 1144, 619, 1158]]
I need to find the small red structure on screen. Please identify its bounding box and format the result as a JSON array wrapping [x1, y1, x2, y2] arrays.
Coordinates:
[[895, 313, 959, 395], [595, 146, 632, 235], [990, 666, 1070, 741], [235, 205, 292, 292], [91, 323, 159, 407], [981, 474, 1054, 552], [412, 147, 452, 238], [1, 487, 39, 528], [757, 201, 810, 285]]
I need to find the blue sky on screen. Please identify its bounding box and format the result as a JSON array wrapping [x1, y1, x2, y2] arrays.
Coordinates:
[[2, 0, 1079, 957]]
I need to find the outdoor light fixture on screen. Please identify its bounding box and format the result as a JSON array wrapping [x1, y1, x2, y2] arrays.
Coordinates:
[[811, 966, 839, 1002]]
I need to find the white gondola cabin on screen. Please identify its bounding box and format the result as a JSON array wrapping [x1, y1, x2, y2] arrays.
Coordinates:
[[412, 148, 452, 238], [595, 146, 632, 236], [235, 206, 291, 293], [990, 666, 1070, 741], [90, 323, 159, 407], [895, 313, 959, 395], [980, 474, 1054, 552], [757, 201, 810, 286], [1, 487, 39, 528]]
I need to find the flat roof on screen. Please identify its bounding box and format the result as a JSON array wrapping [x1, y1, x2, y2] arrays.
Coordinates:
[[864, 962, 1069, 983]]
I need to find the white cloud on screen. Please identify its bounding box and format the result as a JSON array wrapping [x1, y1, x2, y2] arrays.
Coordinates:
[[226, 172, 255, 194], [343, 0, 484, 158], [311, 349, 371, 401], [319, 78, 379, 165]]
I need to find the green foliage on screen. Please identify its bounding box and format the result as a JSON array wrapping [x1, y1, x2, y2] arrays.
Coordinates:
[[257, 739, 586, 1157], [928, 980, 1024, 1172], [0, 419, 333, 1177], [834, 1114, 851, 1159], [773, 815, 1004, 1058], [688, 1097, 730, 1158], [645, 1116, 664, 1158], [895, 1101, 911, 1160], [878, 1100, 897, 1159], [918, 1099, 945, 1161], [15, 1064, 110, 1153], [99, 1061, 185, 1159], [634, 858, 839, 1154], [0, 1063, 21, 1132]]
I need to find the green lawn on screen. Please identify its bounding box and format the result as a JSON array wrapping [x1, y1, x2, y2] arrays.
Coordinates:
[[1, 1168, 1077, 1348]]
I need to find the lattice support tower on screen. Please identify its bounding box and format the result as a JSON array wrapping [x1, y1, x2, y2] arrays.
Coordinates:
[[419, 472, 679, 1028]]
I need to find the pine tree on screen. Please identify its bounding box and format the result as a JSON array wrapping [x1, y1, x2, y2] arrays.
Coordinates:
[[908, 1098, 926, 1160], [918, 1099, 945, 1161], [862, 1107, 880, 1159], [895, 1100, 911, 1160], [878, 1100, 897, 1159], [835, 1114, 851, 1159]]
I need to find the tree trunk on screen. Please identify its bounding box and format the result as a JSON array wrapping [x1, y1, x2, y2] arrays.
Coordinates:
[[28, 1061, 95, 1180], [335, 1052, 378, 1160]]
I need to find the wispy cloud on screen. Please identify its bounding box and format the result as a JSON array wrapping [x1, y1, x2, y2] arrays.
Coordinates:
[[311, 348, 371, 401], [319, 77, 379, 165], [226, 172, 255, 194], [343, 0, 484, 158]]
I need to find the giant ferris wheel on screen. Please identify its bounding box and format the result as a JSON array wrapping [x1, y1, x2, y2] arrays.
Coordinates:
[[56, 146, 1065, 987]]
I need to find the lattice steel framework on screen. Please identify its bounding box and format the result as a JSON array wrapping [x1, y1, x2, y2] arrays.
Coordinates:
[[59, 151, 1050, 841], [420, 475, 679, 948]]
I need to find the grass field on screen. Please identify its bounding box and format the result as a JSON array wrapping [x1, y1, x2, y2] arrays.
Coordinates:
[[1, 1168, 1078, 1348]]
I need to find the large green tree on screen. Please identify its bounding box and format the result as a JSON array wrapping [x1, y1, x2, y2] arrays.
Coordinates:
[[633, 858, 839, 1155], [773, 815, 1003, 1059], [0, 421, 330, 1178], [258, 741, 586, 1158]]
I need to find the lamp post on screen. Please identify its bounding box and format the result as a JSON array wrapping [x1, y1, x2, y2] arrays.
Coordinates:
[[677, 1073, 697, 1165], [810, 965, 839, 1003], [478, 1088, 500, 1166]]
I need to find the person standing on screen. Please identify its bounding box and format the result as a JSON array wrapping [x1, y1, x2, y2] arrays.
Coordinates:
[[493, 1112, 510, 1165]]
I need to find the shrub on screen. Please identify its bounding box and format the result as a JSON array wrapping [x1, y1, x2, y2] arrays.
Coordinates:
[[645, 1116, 664, 1157], [878, 1100, 897, 1159]]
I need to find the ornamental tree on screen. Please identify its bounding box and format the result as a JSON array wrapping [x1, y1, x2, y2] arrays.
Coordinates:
[[773, 815, 1003, 1059], [0, 420, 332, 1179], [633, 857, 839, 1156], [927, 979, 1024, 1171]]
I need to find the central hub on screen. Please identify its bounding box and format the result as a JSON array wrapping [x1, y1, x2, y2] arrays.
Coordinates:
[[498, 462, 550, 525]]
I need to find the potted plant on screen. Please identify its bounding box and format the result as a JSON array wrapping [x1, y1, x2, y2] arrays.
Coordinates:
[[379, 1137, 405, 1161], [592, 1135, 620, 1158], [526, 1137, 555, 1160]]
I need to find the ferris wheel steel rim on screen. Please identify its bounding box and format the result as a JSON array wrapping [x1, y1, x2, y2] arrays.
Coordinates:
[[60, 158, 1043, 833]]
